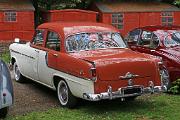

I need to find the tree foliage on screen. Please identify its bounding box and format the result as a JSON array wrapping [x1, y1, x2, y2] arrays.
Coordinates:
[[174, 0, 180, 7], [32, 0, 178, 10], [32, 0, 92, 10]]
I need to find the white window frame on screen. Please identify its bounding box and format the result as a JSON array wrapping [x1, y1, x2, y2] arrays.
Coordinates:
[[112, 13, 124, 30], [161, 12, 174, 26], [4, 11, 17, 22]]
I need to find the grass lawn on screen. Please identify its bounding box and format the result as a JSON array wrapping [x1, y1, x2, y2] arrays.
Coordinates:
[[6, 94, 180, 120], [0, 51, 10, 63]]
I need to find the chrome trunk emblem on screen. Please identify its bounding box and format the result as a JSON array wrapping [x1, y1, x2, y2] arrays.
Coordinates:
[[119, 72, 139, 80]]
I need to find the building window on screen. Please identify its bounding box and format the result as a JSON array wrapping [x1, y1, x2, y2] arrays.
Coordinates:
[[4, 11, 17, 22], [161, 12, 173, 26], [112, 13, 124, 30]]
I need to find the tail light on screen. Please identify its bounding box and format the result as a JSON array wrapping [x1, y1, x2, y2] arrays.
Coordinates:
[[90, 67, 97, 82]]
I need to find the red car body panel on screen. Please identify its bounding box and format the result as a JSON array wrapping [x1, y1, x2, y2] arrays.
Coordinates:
[[69, 49, 161, 93], [126, 26, 180, 81]]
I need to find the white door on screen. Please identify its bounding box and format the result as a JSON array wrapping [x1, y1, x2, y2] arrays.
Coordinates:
[[23, 29, 45, 81]]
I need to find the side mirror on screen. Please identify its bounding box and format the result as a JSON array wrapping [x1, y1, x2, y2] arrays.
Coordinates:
[[14, 38, 20, 43]]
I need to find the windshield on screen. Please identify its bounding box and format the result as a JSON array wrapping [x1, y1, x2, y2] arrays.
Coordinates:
[[66, 32, 126, 52], [164, 31, 180, 47]]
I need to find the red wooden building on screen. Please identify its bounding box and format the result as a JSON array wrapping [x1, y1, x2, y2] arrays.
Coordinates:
[[42, 9, 98, 23], [0, 0, 35, 41], [92, 1, 180, 36]]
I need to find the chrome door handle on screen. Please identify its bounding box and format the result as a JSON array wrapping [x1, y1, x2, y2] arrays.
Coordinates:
[[131, 46, 136, 48], [150, 50, 155, 52], [53, 54, 58, 57]]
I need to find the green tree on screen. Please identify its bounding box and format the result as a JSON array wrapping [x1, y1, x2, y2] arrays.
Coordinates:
[[32, 0, 85, 10], [174, 0, 180, 7]]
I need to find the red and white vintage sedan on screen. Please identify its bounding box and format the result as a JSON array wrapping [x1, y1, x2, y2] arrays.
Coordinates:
[[125, 26, 180, 84], [10, 22, 167, 108]]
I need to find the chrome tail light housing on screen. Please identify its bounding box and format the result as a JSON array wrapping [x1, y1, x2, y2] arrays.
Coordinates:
[[159, 66, 170, 89], [90, 67, 97, 82]]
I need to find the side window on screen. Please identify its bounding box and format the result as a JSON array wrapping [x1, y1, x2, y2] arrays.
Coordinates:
[[150, 34, 159, 49], [126, 29, 141, 43], [173, 32, 180, 43], [32, 30, 45, 47], [46, 31, 60, 51], [138, 31, 152, 47], [139, 31, 159, 49]]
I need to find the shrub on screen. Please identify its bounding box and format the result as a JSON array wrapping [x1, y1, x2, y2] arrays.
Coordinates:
[[168, 79, 180, 94]]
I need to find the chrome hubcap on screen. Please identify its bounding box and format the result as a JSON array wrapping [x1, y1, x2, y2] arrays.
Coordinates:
[[58, 81, 68, 105], [14, 64, 20, 81]]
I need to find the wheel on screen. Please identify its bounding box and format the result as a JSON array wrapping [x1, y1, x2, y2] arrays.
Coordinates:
[[0, 107, 8, 118], [13, 62, 25, 82], [57, 80, 77, 108]]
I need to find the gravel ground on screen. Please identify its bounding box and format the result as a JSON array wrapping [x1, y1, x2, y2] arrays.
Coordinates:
[[8, 71, 59, 116]]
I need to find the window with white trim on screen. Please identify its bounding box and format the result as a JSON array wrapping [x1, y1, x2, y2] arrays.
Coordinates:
[[112, 13, 124, 30], [4, 11, 17, 22], [161, 12, 173, 26]]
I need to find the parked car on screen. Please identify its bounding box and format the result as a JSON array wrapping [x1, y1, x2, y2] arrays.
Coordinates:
[[0, 60, 13, 118], [125, 26, 180, 84], [10, 22, 168, 108]]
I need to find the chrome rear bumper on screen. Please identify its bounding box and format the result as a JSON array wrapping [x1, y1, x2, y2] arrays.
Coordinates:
[[83, 85, 167, 101]]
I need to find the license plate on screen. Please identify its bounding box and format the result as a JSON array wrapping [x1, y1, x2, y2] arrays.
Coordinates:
[[122, 87, 142, 95]]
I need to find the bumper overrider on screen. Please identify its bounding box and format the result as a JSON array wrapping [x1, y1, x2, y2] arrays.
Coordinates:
[[83, 84, 167, 101]]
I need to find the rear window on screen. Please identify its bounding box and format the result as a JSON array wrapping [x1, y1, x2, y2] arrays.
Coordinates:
[[66, 32, 126, 52]]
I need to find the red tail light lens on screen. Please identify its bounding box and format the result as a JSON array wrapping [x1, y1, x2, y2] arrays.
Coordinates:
[[90, 68, 97, 81], [91, 68, 96, 77]]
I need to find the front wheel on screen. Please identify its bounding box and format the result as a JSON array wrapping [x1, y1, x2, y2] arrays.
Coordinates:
[[57, 80, 77, 108], [13, 62, 25, 83], [0, 107, 8, 118]]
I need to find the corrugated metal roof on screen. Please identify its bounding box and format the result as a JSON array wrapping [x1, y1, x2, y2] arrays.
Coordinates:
[[0, 0, 35, 11], [95, 2, 180, 13]]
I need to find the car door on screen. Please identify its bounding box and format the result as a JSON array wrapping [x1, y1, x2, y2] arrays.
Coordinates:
[[38, 30, 61, 85], [46, 31, 61, 69], [25, 29, 46, 81]]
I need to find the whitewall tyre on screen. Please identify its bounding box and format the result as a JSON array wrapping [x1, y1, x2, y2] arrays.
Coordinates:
[[57, 80, 77, 108], [13, 62, 25, 83]]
